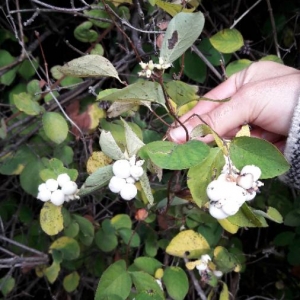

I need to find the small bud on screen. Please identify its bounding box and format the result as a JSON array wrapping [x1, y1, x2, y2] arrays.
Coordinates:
[[57, 173, 71, 187], [148, 60, 154, 70], [213, 270, 223, 277], [146, 69, 152, 78], [50, 189, 65, 206], [139, 61, 147, 69], [46, 179, 59, 192], [135, 208, 148, 221], [155, 268, 164, 279], [155, 63, 162, 70], [120, 183, 137, 201]]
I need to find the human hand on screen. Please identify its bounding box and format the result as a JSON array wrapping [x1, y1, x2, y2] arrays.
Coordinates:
[[168, 61, 300, 151]]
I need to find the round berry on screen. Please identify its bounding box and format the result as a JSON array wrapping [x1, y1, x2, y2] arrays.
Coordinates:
[[245, 191, 256, 201], [126, 176, 136, 184], [112, 160, 131, 179], [206, 180, 223, 201], [120, 183, 137, 201], [57, 173, 71, 187], [50, 189, 65, 206], [221, 199, 240, 216], [37, 189, 51, 202], [108, 176, 126, 193], [225, 185, 248, 206], [130, 165, 144, 180], [209, 204, 229, 219], [61, 181, 78, 195], [46, 179, 59, 192], [38, 183, 49, 192], [213, 270, 223, 277], [241, 165, 262, 181], [236, 173, 254, 190]]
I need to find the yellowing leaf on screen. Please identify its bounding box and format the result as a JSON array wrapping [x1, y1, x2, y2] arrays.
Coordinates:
[[13, 92, 42, 116], [217, 219, 239, 234], [155, 0, 195, 16], [59, 55, 122, 83], [220, 282, 230, 300], [166, 230, 210, 259], [86, 151, 112, 174], [210, 29, 244, 53], [235, 124, 251, 137], [63, 271, 80, 293], [44, 261, 60, 284], [40, 202, 64, 236], [49, 236, 80, 260], [185, 259, 201, 270], [89, 104, 106, 130]]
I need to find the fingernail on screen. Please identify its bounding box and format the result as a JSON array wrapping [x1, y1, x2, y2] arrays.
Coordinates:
[[169, 125, 192, 142]]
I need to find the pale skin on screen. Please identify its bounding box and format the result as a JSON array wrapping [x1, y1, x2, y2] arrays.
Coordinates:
[[168, 61, 300, 152]]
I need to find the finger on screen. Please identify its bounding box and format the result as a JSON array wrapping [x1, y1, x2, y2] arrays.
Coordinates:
[[250, 128, 284, 144]]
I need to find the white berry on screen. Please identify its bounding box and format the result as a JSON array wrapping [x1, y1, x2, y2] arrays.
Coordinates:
[[241, 165, 261, 181], [221, 199, 240, 216], [108, 176, 127, 193], [226, 185, 248, 206], [46, 179, 59, 192], [57, 173, 71, 187], [130, 165, 144, 180], [120, 183, 137, 201], [37, 189, 51, 202], [126, 176, 136, 184], [213, 270, 223, 277], [209, 204, 229, 219], [38, 183, 48, 192], [236, 173, 254, 190], [61, 181, 78, 195], [206, 180, 223, 201], [112, 160, 131, 179], [50, 189, 65, 206]]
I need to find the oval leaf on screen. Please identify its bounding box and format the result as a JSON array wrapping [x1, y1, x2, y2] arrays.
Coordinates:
[[230, 136, 290, 178], [166, 229, 210, 259], [139, 140, 210, 170], [40, 202, 64, 236], [13, 92, 42, 115], [210, 28, 244, 53], [162, 267, 189, 300], [49, 236, 80, 260], [160, 12, 205, 64], [59, 54, 122, 83], [43, 112, 68, 144], [63, 271, 80, 293]]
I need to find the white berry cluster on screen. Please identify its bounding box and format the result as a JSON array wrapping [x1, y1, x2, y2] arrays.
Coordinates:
[[108, 156, 144, 201], [37, 173, 79, 206], [207, 158, 263, 220], [195, 254, 223, 278], [138, 57, 172, 78]]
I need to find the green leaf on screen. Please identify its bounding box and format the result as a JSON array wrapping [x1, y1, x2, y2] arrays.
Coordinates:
[[166, 230, 210, 259], [111, 214, 132, 230], [0, 50, 17, 85], [18, 58, 39, 80], [230, 137, 290, 178], [226, 59, 252, 77], [134, 257, 162, 276], [13, 92, 42, 115], [213, 246, 240, 273], [274, 231, 295, 246], [43, 112, 69, 144], [130, 272, 164, 299], [118, 228, 140, 247], [99, 130, 126, 160], [284, 209, 300, 226], [163, 267, 188, 300], [97, 81, 166, 109], [0, 118, 7, 139], [95, 260, 132, 300], [95, 228, 118, 252], [44, 261, 60, 284], [188, 147, 224, 207], [160, 12, 205, 64], [63, 271, 80, 292], [40, 202, 64, 236], [183, 49, 207, 83], [74, 21, 98, 43], [91, 44, 105, 56], [64, 220, 80, 238], [155, 0, 194, 16], [198, 38, 231, 66], [53, 145, 74, 165], [259, 55, 283, 64], [49, 236, 80, 260], [59, 54, 122, 83], [84, 4, 112, 28], [0, 276, 15, 296], [122, 119, 145, 157], [252, 207, 283, 223], [165, 80, 199, 108], [73, 214, 95, 239], [139, 140, 210, 170], [210, 28, 244, 53], [27, 79, 42, 100], [20, 159, 44, 196]]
